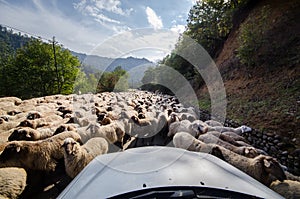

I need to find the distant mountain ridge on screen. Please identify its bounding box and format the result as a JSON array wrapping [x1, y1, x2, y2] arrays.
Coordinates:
[[71, 51, 155, 72]]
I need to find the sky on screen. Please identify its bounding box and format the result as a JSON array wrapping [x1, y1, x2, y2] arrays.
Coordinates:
[[0, 0, 196, 61]]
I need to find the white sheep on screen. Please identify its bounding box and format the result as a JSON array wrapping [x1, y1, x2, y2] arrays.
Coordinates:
[[62, 137, 108, 178], [168, 119, 208, 137], [0, 131, 82, 171], [79, 122, 125, 144], [270, 180, 300, 199], [208, 125, 252, 135], [173, 132, 286, 186], [204, 119, 223, 127], [0, 167, 27, 199]]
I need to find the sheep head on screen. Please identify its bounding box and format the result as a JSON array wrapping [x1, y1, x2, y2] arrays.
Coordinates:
[[243, 147, 259, 158], [0, 142, 29, 168], [18, 120, 34, 128], [62, 138, 80, 155], [240, 125, 252, 133], [8, 128, 39, 141], [27, 111, 42, 120], [256, 155, 287, 186]]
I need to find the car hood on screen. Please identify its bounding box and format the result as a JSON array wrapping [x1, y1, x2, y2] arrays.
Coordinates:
[[58, 146, 283, 199]]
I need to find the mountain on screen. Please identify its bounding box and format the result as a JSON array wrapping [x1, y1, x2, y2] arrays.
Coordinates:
[[71, 51, 155, 88], [71, 51, 155, 73]]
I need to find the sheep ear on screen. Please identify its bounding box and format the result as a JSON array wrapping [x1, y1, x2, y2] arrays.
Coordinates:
[[26, 133, 31, 138], [263, 159, 271, 168], [16, 146, 21, 152], [245, 148, 249, 154]]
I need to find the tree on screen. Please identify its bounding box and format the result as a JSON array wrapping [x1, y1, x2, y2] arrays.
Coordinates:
[[96, 66, 129, 92], [2, 38, 80, 99]]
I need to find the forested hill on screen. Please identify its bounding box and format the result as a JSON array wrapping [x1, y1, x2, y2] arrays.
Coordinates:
[[0, 25, 31, 51]]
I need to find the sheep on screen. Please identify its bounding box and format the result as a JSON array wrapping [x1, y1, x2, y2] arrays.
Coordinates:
[[207, 125, 252, 135], [198, 133, 259, 158], [79, 122, 125, 145], [54, 124, 78, 135], [18, 119, 49, 129], [26, 111, 42, 120], [173, 132, 286, 186], [0, 167, 27, 199], [173, 132, 223, 157], [222, 131, 249, 142], [0, 131, 82, 171], [211, 145, 286, 186], [168, 119, 207, 137], [204, 119, 223, 127], [8, 127, 53, 141], [270, 180, 300, 199], [62, 137, 108, 178]]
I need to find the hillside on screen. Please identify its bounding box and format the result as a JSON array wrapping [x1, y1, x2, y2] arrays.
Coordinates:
[[197, 0, 299, 157]]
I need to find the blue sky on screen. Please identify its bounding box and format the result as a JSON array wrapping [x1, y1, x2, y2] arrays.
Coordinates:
[[0, 0, 196, 61]]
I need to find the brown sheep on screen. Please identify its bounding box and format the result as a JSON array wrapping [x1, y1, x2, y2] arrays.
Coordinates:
[[8, 127, 53, 141], [0, 131, 82, 171], [173, 132, 286, 186], [198, 132, 259, 158], [0, 167, 27, 199], [270, 180, 300, 199]]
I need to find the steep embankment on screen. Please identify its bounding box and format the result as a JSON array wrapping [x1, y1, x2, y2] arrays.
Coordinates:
[[197, 0, 299, 163]]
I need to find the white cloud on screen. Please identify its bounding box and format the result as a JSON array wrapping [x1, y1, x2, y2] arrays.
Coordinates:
[[93, 0, 133, 16], [145, 7, 163, 30], [171, 24, 185, 34], [85, 5, 121, 24]]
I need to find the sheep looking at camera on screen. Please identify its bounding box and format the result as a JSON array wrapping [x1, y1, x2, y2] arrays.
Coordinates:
[[0, 131, 82, 171], [62, 137, 108, 178], [0, 167, 27, 199]]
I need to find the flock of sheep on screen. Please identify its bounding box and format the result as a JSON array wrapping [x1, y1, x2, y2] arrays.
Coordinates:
[[0, 90, 299, 198]]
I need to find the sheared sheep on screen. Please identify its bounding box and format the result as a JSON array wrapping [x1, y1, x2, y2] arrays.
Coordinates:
[[173, 132, 286, 186], [270, 180, 300, 199], [62, 137, 108, 178], [0, 167, 27, 199], [8, 127, 52, 141], [0, 131, 82, 171]]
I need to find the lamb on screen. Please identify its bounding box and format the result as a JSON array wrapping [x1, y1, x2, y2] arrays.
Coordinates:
[[8, 127, 53, 141], [62, 137, 108, 178], [0, 167, 27, 199], [0, 131, 82, 171], [198, 133, 259, 158], [173, 132, 286, 186], [270, 180, 300, 199]]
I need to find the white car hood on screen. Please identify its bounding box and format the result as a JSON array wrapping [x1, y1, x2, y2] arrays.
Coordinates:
[[58, 146, 283, 199]]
